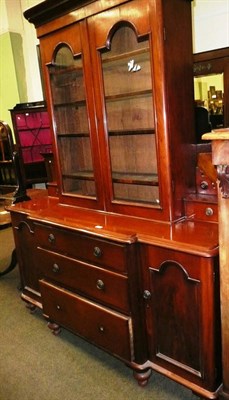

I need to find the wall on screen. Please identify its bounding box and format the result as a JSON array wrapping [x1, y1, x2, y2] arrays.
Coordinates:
[[192, 0, 229, 53], [20, 0, 44, 102], [0, 32, 20, 129], [0, 0, 42, 132]]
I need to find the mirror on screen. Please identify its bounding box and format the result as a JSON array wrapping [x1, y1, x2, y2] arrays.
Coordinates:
[[194, 73, 224, 129], [193, 47, 229, 138]]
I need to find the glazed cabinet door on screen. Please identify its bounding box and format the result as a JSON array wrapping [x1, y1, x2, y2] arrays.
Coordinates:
[[39, 22, 104, 209], [141, 245, 221, 395], [88, 0, 171, 220]]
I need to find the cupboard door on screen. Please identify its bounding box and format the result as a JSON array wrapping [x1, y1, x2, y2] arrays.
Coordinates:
[[39, 22, 104, 209], [88, 0, 165, 219], [142, 245, 221, 391]]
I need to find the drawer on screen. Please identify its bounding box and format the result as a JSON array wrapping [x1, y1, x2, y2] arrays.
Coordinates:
[[40, 280, 133, 361], [34, 223, 127, 273], [185, 201, 218, 222], [37, 247, 130, 313]]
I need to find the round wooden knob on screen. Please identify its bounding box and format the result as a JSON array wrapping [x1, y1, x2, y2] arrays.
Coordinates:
[[48, 233, 55, 244], [143, 290, 151, 300], [93, 246, 102, 258], [96, 279, 105, 290], [205, 207, 214, 216], [52, 263, 60, 273]]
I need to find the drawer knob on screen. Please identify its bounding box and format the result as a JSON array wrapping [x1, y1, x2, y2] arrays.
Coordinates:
[[143, 290, 151, 300], [48, 233, 55, 244], [93, 246, 102, 258], [52, 263, 60, 273], [205, 207, 214, 216], [96, 279, 105, 290], [56, 305, 61, 311], [98, 326, 105, 333]]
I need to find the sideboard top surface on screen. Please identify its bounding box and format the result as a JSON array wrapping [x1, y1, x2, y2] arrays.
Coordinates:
[[7, 190, 218, 257]]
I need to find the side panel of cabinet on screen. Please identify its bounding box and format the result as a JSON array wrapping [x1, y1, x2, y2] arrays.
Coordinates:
[[141, 245, 221, 392], [10, 212, 42, 307], [160, 0, 196, 217]]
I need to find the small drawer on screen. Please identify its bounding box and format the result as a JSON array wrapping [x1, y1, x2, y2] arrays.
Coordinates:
[[34, 223, 127, 273], [40, 280, 133, 361], [37, 247, 130, 313], [185, 201, 218, 222]]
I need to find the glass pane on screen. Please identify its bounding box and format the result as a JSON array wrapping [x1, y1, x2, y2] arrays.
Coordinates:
[[101, 26, 159, 206], [16, 111, 52, 163], [49, 45, 96, 197]]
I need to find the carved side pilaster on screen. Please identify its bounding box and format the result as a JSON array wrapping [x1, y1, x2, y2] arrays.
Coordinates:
[[217, 165, 229, 199]]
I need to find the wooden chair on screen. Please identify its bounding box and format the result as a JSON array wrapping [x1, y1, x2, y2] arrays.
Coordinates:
[[0, 120, 30, 277], [0, 120, 30, 205], [0, 121, 16, 190]]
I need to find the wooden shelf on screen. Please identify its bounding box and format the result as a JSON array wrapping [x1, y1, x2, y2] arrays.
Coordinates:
[[58, 132, 89, 138], [109, 128, 155, 136], [53, 100, 86, 108], [105, 89, 152, 102], [112, 172, 158, 186], [102, 47, 149, 64], [63, 171, 94, 181], [50, 65, 83, 76]]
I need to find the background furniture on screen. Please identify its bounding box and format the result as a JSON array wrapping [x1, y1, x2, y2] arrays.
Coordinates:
[[10, 101, 52, 187], [0, 120, 15, 227], [0, 120, 16, 194], [194, 106, 212, 143], [0, 120, 30, 276], [0, 120, 29, 216], [7, 1, 222, 399]]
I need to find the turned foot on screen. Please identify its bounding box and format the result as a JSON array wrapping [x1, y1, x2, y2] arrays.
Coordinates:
[[192, 389, 220, 399], [133, 368, 152, 387], [26, 303, 37, 313], [218, 388, 229, 400], [47, 321, 61, 335]]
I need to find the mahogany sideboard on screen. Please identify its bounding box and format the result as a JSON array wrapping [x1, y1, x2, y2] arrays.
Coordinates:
[[8, 192, 221, 398]]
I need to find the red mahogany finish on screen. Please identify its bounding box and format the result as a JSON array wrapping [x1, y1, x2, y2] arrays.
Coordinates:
[[7, 1, 223, 398]]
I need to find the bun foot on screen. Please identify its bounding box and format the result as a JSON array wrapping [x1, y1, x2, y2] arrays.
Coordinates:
[[133, 368, 152, 387], [47, 321, 61, 335], [26, 303, 37, 313]]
